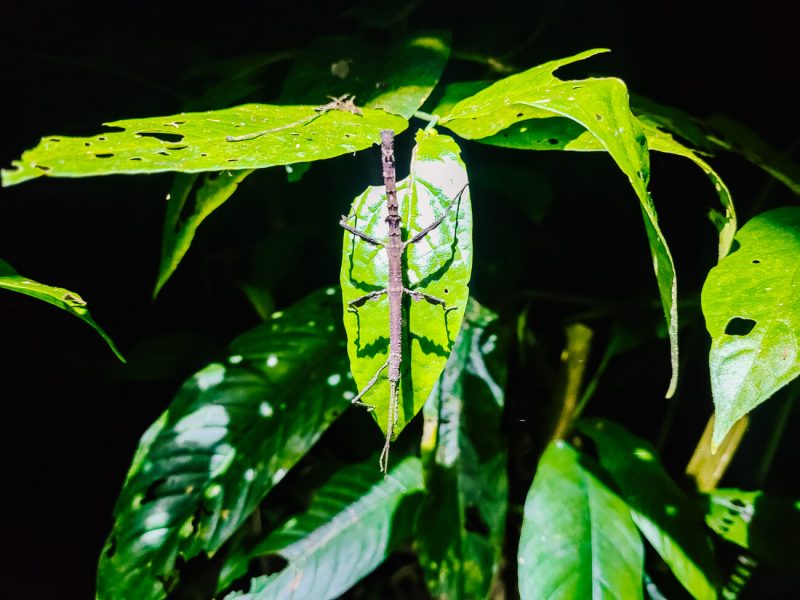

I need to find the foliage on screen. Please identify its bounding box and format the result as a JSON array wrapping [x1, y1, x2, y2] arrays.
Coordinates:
[[3, 16, 800, 600]]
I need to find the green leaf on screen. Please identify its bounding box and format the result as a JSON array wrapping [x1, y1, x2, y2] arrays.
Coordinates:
[[0, 258, 124, 361], [340, 130, 473, 442], [580, 419, 721, 600], [701, 207, 800, 448], [97, 287, 354, 600], [155, 170, 252, 296], [2, 105, 407, 187], [220, 457, 424, 599], [439, 49, 680, 397], [705, 488, 800, 569], [416, 298, 509, 599], [518, 441, 644, 600], [280, 32, 451, 119]]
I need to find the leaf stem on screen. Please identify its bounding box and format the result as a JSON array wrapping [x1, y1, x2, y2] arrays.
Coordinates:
[[413, 111, 439, 131]]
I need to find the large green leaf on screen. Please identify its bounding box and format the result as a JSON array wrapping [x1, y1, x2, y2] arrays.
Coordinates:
[[1, 105, 406, 186], [154, 32, 450, 295], [701, 207, 800, 448], [439, 49, 680, 397], [416, 298, 509, 599], [518, 441, 644, 600], [340, 130, 472, 443], [97, 287, 354, 600], [705, 488, 800, 569], [580, 419, 721, 600], [220, 457, 424, 599], [0, 258, 124, 361], [280, 32, 451, 119]]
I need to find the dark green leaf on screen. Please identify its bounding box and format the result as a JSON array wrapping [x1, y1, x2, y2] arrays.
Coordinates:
[[705, 488, 800, 569], [97, 287, 354, 600], [0, 258, 124, 361], [2, 105, 406, 186], [280, 32, 451, 119], [416, 298, 509, 599], [580, 419, 721, 600], [439, 49, 680, 397], [701, 207, 800, 448], [518, 441, 644, 600], [340, 130, 473, 440], [220, 457, 424, 599]]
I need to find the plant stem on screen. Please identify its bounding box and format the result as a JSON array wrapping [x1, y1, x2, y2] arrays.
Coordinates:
[[413, 111, 439, 131]]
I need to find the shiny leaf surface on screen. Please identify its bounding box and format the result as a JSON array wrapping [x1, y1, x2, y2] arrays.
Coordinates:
[[340, 130, 472, 440], [2, 105, 406, 186], [580, 419, 720, 599], [416, 299, 509, 599], [439, 49, 679, 397], [701, 208, 800, 448], [221, 457, 424, 599], [518, 441, 644, 600], [0, 258, 124, 361], [97, 287, 354, 600]]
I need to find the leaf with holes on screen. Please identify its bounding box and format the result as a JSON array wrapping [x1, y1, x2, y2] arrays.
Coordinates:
[[96, 287, 355, 600], [1, 105, 406, 187], [579, 419, 721, 600], [0, 258, 124, 361], [518, 440, 644, 600], [220, 457, 423, 599], [705, 488, 800, 569], [280, 31, 451, 119], [340, 129, 472, 444], [439, 50, 679, 397], [416, 298, 509, 599], [701, 207, 800, 448]]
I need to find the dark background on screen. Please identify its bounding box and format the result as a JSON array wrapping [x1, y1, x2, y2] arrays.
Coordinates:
[[1, 1, 798, 598]]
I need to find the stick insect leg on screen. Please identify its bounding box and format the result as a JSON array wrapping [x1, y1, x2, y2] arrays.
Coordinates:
[[340, 214, 383, 246], [404, 183, 469, 248], [347, 288, 387, 315], [349, 359, 389, 410], [379, 377, 400, 473]]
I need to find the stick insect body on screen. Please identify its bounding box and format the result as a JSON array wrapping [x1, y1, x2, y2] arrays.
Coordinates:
[[340, 129, 465, 472]]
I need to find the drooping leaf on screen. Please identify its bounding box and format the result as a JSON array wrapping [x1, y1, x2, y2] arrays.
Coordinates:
[[97, 287, 355, 600], [155, 170, 252, 296], [1, 105, 406, 187], [705, 488, 800, 569], [280, 32, 451, 119], [0, 258, 124, 361], [340, 130, 472, 442], [579, 419, 721, 600], [701, 207, 800, 448], [439, 49, 680, 397], [219, 457, 424, 599], [518, 440, 644, 600], [416, 298, 509, 599]]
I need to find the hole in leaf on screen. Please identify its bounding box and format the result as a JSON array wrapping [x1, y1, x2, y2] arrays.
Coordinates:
[[157, 151, 170, 156], [95, 153, 114, 159], [465, 504, 490, 536], [502, 132, 509, 138], [200, 153, 208, 157], [138, 131, 185, 143], [130, 157, 143, 161], [725, 318, 756, 336], [595, 113, 603, 121], [443, 288, 449, 294], [84, 142, 92, 147], [49, 138, 61, 142], [35, 165, 51, 171], [721, 516, 735, 525], [572, 85, 583, 90], [752, 259, 761, 264], [730, 498, 747, 508], [167, 145, 188, 151], [516, 112, 524, 117], [548, 138, 559, 145], [227, 158, 239, 162], [97, 137, 107, 141]]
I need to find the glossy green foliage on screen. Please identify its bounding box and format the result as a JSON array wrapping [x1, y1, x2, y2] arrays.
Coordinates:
[[155, 170, 252, 296], [97, 288, 353, 600], [340, 130, 472, 440], [701, 207, 800, 448], [221, 458, 424, 599], [518, 441, 644, 600], [0, 258, 123, 361], [438, 49, 679, 396], [416, 299, 509, 599], [280, 32, 451, 119], [1, 105, 406, 186], [580, 419, 720, 599], [705, 488, 800, 569]]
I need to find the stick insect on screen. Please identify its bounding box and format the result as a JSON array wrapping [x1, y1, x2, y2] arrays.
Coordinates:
[[340, 129, 468, 472]]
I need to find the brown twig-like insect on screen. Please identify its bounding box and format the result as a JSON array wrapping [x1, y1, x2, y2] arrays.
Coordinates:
[[340, 129, 466, 472]]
